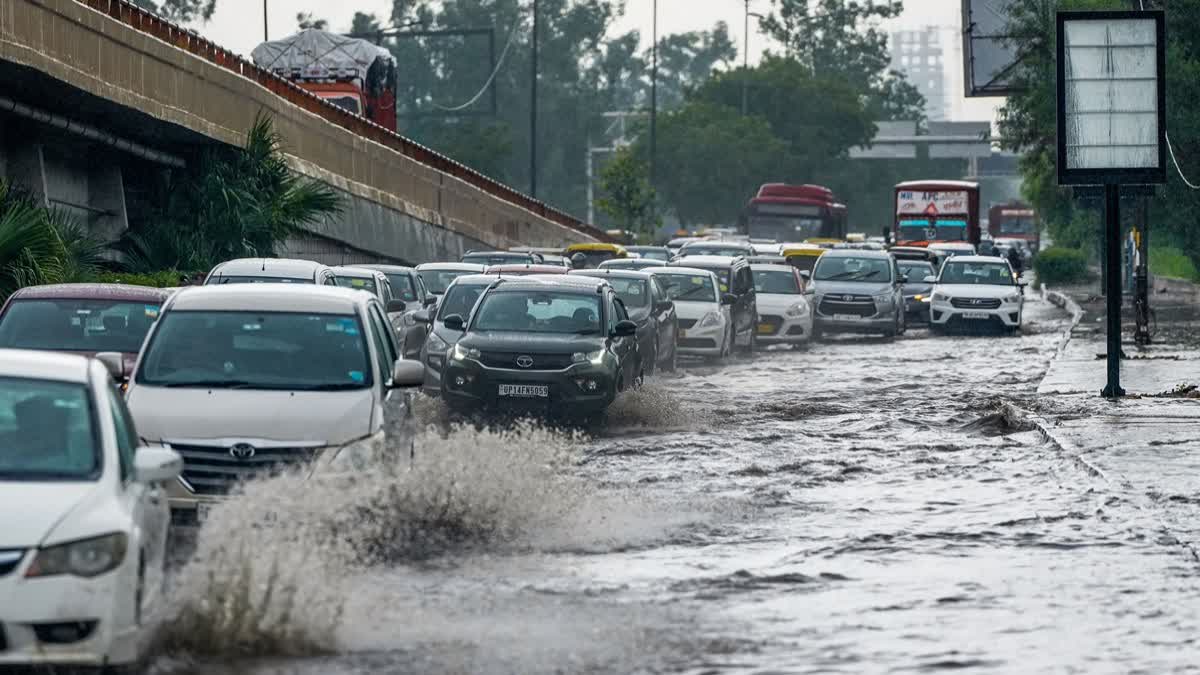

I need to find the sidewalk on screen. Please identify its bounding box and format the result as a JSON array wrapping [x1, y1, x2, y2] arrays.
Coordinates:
[[1033, 278, 1200, 557]]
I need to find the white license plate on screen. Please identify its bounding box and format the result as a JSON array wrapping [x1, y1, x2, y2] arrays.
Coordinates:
[[833, 314, 862, 321], [963, 311, 990, 320], [197, 503, 213, 523], [499, 384, 549, 398]]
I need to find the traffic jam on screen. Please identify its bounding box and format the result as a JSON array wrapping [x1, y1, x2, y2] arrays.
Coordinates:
[[0, 179, 1043, 670]]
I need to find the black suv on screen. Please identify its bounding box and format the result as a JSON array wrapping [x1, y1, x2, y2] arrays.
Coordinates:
[[440, 277, 641, 416], [668, 255, 758, 352]]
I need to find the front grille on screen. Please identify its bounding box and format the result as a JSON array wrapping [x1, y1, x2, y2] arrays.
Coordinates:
[[950, 297, 1001, 309], [818, 296, 876, 318], [757, 315, 783, 335], [677, 318, 697, 330], [679, 337, 717, 349], [478, 351, 573, 370], [0, 550, 23, 577], [171, 443, 320, 495]]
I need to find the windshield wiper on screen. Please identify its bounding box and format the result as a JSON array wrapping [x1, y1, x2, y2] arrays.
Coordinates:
[[291, 383, 370, 391]]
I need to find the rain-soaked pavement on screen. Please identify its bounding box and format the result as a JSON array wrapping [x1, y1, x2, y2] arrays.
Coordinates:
[[151, 294, 1200, 674]]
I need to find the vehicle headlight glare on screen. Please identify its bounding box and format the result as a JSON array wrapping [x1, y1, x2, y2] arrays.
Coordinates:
[[572, 350, 604, 364], [26, 533, 127, 578], [785, 302, 808, 317], [699, 311, 722, 328], [452, 344, 480, 361]]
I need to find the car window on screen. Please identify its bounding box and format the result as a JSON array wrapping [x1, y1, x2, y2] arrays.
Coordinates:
[[898, 262, 935, 280], [606, 278, 650, 309], [735, 267, 752, 294], [385, 274, 418, 302], [753, 270, 802, 294], [939, 261, 1015, 285], [334, 275, 378, 294], [209, 276, 314, 285], [657, 273, 718, 302], [812, 256, 891, 282], [606, 295, 619, 333], [0, 377, 99, 480], [0, 299, 161, 354], [414, 274, 429, 301], [474, 291, 602, 334], [364, 306, 395, 383], [108, 383, 138, 482], [438, 283, 487, 321], [651, 278, 670, 305]]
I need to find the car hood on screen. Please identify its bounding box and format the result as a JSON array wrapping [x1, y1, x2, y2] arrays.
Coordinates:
[[460, 332, 605, 354], [672, 300, 720, 321], [901, 283, 934, 295], [811, 280, 893, 296], [127, 387, 374, 446], [756, 293, 806, 313], [0, 481, 103, 548], [429, 323, 465, 346], [60, 350, 138, 375], [935, 283, 1018, 299]]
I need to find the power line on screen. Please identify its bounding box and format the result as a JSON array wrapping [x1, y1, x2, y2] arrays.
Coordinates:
[[1166, 134, 1200, 190], [431, 18, 521, 112]]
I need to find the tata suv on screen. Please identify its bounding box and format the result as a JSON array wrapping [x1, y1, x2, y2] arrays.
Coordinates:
[[439, 277, 641, 417]]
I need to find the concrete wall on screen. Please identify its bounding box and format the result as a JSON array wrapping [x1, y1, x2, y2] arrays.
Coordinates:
[[0, 0, 600, 264]]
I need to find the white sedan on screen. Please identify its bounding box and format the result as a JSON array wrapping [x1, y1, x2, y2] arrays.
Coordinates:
[[650, 267, 733, 360], [927, 255, 1026, 333], [750, 263, 813, 347], [0, 350, 182, 669]]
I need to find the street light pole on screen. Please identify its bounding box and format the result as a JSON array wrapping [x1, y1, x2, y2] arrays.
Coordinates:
[[649, 0, 658, 194], [530, 0, 539, 198], [263, 0, 268, 41], [742, 0, 749, 115]]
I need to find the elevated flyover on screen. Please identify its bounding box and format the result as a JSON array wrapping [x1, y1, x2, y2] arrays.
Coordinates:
[[0, 0, 605, 265]]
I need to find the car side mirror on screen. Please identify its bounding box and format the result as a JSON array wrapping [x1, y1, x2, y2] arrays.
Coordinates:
[[412, 309, 432, 324], [390, 360, 425, 388], [657, 300, 673, 313], [386, 299, 407, 313], [898, 274, 909, 284], [96, 352, 126, 382], [923, 275, 937, 284], [443, 314, 465, 331], [721, 293, 737, 305], [423, 296, 437, 307], [613, 319, 638, 337], [134, 447, 183, 483]]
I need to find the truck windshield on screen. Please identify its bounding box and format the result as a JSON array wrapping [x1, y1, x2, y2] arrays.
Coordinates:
[[0, 299, 161, 354], [999, 218, 1036, 235], [0, 378, 99, 481], [137, 311, 373, 390]]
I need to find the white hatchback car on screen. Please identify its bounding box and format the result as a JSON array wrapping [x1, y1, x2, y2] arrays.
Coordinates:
[[928, 255, 1025, 333], [123, 285, 423, 520], [0, 350, 182, 669], [649, 267, 732, 359], [750, 263, 813, 347]]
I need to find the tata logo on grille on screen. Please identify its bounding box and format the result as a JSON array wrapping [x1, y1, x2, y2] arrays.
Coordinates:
[[229, 443, 257, 460], [515, 355, 535, 368]]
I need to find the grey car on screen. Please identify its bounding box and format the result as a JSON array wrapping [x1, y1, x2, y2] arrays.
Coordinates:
[[357, 265, 437, 359], [808, 249, 906, 338], [413, 274, 496, 396], [897, 259, 936, 323]]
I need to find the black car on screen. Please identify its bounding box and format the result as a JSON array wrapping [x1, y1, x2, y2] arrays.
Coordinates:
[[570, 269, 678, 374], [667, 255, 758, 352], [358, 264, 437, 358], [897, 259, 936, 323], [440, 277, 641, 417]]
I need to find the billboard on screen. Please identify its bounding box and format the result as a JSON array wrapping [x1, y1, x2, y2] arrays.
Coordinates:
[[896, 191, 971, 216], [961, 0, 1023, 97]]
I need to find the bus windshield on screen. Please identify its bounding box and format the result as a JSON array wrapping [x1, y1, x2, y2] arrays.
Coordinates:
[[747, 215, 826, 242], [898, 219, 968, 242]]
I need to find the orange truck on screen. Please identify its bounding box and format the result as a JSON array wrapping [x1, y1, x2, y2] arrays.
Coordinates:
[[253, 28, 397, 132], [987, 202, 1040, 253]]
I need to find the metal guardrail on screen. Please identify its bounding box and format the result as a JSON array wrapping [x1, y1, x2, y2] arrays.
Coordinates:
[[72, 0, 610, 242]]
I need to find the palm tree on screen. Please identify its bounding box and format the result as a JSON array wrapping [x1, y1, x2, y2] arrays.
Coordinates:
[[0, 180, 66, 298]]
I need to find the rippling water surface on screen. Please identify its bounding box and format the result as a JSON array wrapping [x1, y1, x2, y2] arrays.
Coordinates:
[[151, 296, 1200, 674]]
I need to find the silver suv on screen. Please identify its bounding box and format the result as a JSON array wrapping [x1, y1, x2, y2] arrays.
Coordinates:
[[808, 249, 906, 339], [124, 284, 423, 520]]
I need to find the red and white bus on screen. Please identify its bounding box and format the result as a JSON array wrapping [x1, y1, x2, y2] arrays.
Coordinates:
[[893, 180, 981, 247], [742, 184, 848, 243]]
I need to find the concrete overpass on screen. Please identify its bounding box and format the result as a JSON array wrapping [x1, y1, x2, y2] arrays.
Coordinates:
[[0, 0, 605, 266]]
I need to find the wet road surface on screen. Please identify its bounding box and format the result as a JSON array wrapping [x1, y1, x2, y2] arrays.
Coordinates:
[[151, 294, 1200, 674]]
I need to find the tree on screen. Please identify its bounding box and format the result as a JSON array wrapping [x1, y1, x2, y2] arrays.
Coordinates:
[[650, 23, 738, 110], [129, 0, 216, 23], [642, 103, 789, 226], [0, 181, 103, 300], [595, 146, 657, 235], [296, 13, 329, 31]]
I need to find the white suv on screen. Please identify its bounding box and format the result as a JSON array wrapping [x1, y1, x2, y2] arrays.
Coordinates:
[[928, 255, 1025, 333], [124, 285, 423, 520]]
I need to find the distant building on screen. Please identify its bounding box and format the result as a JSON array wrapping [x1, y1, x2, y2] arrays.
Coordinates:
[[889, 27, 950, 122]]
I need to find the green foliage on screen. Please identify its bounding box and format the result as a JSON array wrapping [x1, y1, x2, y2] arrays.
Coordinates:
[[1149, 246, 1199, 282], [297, 13, 329, 31], [129, 0, 216, 23], [595, 146, 657, 235], [120, 114, 342, 273], [0, 180, 104, 301], [93, 270, 184, 288], [1033, 247, 1090, 286]]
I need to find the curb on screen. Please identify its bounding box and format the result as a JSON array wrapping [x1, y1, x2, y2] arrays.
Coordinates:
[[1039, 286, 1085, 370]]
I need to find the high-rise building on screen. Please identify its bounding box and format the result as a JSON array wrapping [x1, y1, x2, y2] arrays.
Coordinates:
[[889, 27, 951, 122]]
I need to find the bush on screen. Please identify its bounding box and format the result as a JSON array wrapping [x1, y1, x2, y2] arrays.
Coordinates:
[[1149, 246, 1199, 281], [93, 270, 186, 288], [1033, 247, 1089, 286]]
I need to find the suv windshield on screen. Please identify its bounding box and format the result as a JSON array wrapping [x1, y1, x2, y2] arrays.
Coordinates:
[[420, 269, 470, 295], [334, 276, 378, 294], [473, 291, 603, 334], [813, 257, 892, 282], [0, 378, 98, 481], [939, 262, 1014, 286], [438, 283, 488, 321], [899, 262, 935, 282], [209, 276, 312, 285], [0, 299, 161, 353], [656, 273, 718, 303], [753, 270, 801, 294], [605, 278, 649, 309], [137, 311, 373, 390]]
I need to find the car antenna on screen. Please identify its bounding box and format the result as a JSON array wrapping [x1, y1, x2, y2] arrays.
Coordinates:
[[261, 259, 266, 271]]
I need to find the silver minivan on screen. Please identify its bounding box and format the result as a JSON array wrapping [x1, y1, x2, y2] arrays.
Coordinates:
[[123, 284, 422, 520]]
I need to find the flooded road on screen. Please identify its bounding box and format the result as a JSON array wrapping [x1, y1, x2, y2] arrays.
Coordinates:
[[153, 295, 1200, 674]]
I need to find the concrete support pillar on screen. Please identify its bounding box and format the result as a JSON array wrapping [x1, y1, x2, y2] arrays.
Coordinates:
[[4, 139, 49, 205], [87, 163, 129, 244]]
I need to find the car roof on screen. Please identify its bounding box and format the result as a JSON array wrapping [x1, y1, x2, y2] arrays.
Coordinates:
[[490, 276, 607, 293], [329, 266, 386, 279], [670, 254, 745, 267], [651, 266, 718, 278], [570, 269, 654, 281], [681, 240, 753, 249], [626, 245, 668, 251], [750, 263, 799, 273], [0, 348, 92, 383], [819, 248, 893, 259], [485, 264, 567, 272], [9, 283, 174, 303], [210, 258, 327, 277], [356, 264, 416, 274], [168, 284, 369, 314], [928, 242, 976, 249], [942, 255, 1011, 264], [416, 262, 487, 272]]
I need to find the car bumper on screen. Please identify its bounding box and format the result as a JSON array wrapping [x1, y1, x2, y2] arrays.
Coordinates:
[[441, 360, 617, 414], [904, 299, 931, 321], [814, 311, 895, 333], [0, 565, 135, 666], [676, 323, 727, 355], [929, 303, 1022, 327], [755, 314, 812, 344], [422, 350, 446, 397]]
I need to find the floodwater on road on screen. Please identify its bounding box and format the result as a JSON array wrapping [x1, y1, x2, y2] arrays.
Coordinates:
[[151, 295, 1200, 674]]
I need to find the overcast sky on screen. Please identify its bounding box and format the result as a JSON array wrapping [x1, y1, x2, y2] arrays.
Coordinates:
[[192, 0, 997, 121]]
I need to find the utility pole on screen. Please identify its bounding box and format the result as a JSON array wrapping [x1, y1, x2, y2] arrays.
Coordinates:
[[742, 0, 749, 115], [530, 0, 539, 198], [649, 0, 658, 194], [263, 0, 269, 41]]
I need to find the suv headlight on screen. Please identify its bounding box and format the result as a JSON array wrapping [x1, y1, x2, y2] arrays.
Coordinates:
[[698, 311, 722, 328], [872, 292, 893, 304], [932, 292, 948, 303], [25, 533, 127, 578], [426, 332, 449, 353], [1003, 293, 1021, 303], [452, 343, 480, 362], [572, 350, 605, 364], [785, 302, 808, 317], [327, 432, 385, 472]]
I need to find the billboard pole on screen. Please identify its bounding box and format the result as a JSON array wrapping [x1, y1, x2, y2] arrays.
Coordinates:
[[1102, 184, 1125, 397]]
